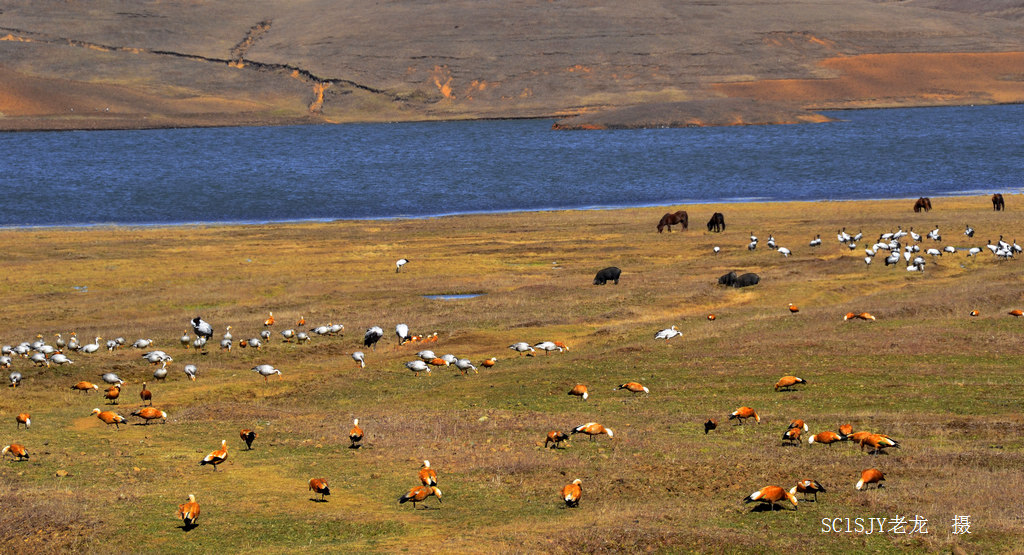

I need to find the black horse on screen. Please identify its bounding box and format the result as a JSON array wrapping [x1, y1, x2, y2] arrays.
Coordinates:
[[657, 211, 688, 233], [707, 212, 726, 232], [992, 193, 1005, 211]]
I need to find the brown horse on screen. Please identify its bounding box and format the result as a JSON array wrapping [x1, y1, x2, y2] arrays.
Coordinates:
[[707, 212, 726, 232], [992, 193, 1005, 211], [913, 197, 932, 212], [657, 210, 688, 233]]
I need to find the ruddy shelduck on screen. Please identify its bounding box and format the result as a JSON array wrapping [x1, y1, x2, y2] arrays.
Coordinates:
[[744, 485, 798, 511], [1009, 309, 1023, 317], [969, 310, 980, 317], [240, 429, 257, 450], [545, 430, 569, 448], [788, 303, 799, 314], [177, 494, 200, 528], [808, 431, 845, 445], [838, 423, 853, 436], [790, 479, 826, 502], [481, 357, 497, 368], [348, 419, 363, 448], [788, 419, 808, 432], [140, 382, 152, 405], [860, 434, 900, 455], [848, 431, 873, 445], [843, 312, 858, 321], [92, 408, 126, 429], [567, 384, 589, 401], [707, 314, 716, 321], [856, 468, 885, 490], [309, 478, 331, 501], [418, 460, 438, 487], [571, 422, 613, 440], [264, 312, 275, 326], [131, 407, 167, 424], [200, 440, 228, 470], [104, 385, 121, 405], [782, 427, 802, 446], [561, 479, 582, 507], [71, 381, 99, 392], [704, 419, 718, 434], [16, 413, 30, 429], [399, 485, 442, 509], [729, 407, 760, 425], [2, 443, 29, 460], [615, 382, 649, 395], [774, 376, 807, 391], [857, 312, 876, 321]]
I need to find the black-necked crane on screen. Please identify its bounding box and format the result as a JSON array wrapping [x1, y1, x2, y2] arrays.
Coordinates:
[[396, 323, 410, 346], [192, 317, 213, 339], [396, 258, 409, 272], [364, 327, 383, 351]]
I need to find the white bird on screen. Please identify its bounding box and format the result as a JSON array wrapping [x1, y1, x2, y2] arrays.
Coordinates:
[[846, 242, 857, 251], [655, 326, 681, 340], [405, 360, 430, 376], [417, 350, 437, 361], [142, 351, 172, 364], [328, 323, 344, 335], [396, 324, 410, 345], [100, 372, 124, 385], [909, 229, 921, 242], [50, 353, 73, 365], [747, 241, 757, 251], [927, 227, 941, 241], [534, 341, 563, 354], [809, 235, 821, 247], [0, 355, 9, 368], [364, 327, 384, 350], [352, 351, 365, 368], [183, 364, 198, 381], [192, 336, 207, 350], [712, 246, 721, 254], [396, 258, 409, 273], [508, 342, 535, 355], [777, 247, 791, 257], [246, 338, 262, 350], [864, 256, 872, 266], [132, 338, 153, 349], [926, 248, 942, 257], [105, 339, 119, 351], [750, 232, 758, 243], [943, 245, 956, 254], [259, 330, 271, 342], [220, 338, 232, 350], [280, 329, 296, 342], [865, 248, 876, 257], [191, 317, 214, 339], [296, 332, 310, 343], [903, 251, 912, 262], [455, 358, 477, 374], [81, 337, 102, 354], [311, 325, 331, 336], [964, 225, 974, 237], [37, 344, 57, 355], [884, 253, 900, 266], [180, 331, 191, 348], [9, 371, 22, 387], [153, 361, 168, 380], [853, 230, 864, 242], [766, 235, 776, 249], [440, 354, 458, 364], [252, 364, 282, 382], [223, 326, 233, 342], [30, 353, 49, 367], [967, 247, 982, 257], [986, 241, 999, 255]]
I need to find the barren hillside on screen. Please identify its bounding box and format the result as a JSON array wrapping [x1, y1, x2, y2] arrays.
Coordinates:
[[1, 0, 1023, 130]]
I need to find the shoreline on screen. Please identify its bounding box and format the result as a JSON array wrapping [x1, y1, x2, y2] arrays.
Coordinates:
[[0, 193, 1013, 233]]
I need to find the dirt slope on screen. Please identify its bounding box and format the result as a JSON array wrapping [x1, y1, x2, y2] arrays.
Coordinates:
[[1, 0, 1023, 130]]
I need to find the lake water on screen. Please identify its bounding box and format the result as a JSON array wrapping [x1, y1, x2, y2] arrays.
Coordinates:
[[1, 104, 1021, 227]]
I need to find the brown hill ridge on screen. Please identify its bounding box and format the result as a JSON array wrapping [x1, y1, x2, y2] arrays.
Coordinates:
[[1, 1, 1023, 131]]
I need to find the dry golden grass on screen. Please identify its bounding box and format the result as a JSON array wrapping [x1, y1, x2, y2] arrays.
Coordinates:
[[1, 196, 1023, 553]]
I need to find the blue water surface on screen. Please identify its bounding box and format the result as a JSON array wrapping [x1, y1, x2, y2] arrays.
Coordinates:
[[1, 104, 1021, 227]]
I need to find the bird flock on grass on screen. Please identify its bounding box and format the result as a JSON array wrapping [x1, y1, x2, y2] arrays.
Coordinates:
[[3, 206, 1019, 530]]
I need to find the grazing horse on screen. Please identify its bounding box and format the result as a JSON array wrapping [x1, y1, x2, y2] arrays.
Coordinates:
[[992, 193, 1005, 211], [707, 212, 726, 232], [657, 210, 688, 233], [913, 197, 932, 212]]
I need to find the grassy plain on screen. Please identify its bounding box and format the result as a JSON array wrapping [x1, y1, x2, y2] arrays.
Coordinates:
[[0, 196, 1022, 553]]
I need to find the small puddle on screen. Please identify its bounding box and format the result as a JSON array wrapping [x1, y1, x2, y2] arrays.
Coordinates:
[[422, 293, 485, 300]]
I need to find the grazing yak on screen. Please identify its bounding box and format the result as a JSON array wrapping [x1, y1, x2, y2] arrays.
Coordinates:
[[993, 193, 1005, 211], [707, 212, 726, 232], [913, 197, 932, 212], [718, 271, 760, 288], [657, 210, 688, 233], [593, 266, 621, 285]]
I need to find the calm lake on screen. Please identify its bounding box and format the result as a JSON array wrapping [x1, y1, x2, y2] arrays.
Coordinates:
[[1, 104, 1021, 227]]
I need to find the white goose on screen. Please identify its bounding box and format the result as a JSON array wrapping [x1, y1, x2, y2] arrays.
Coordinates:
[[655, 326, 681, 340]]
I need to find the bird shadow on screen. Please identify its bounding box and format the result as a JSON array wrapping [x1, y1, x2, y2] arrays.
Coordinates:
[[348, 444, 362, 450], [179, 523, 198, 532], [416, 505, 441, 510], [309, 497, 329, 503], [749, 504, 797, 513]]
